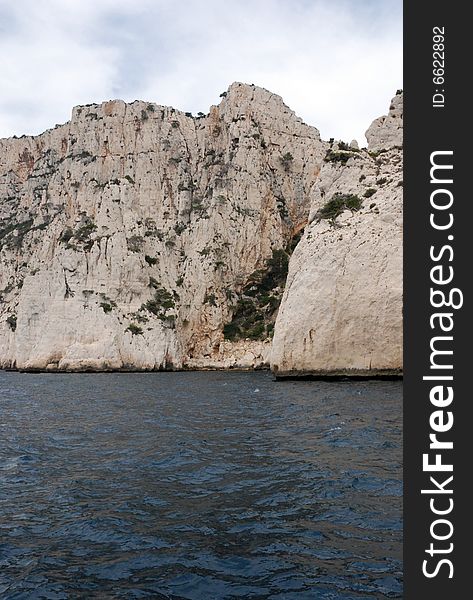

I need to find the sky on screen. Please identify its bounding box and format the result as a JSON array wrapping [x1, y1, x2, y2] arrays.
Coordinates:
[[0, 0, 402, 144]]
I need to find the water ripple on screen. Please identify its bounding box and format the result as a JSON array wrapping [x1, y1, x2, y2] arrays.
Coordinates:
[[0, 371, 402, 598]]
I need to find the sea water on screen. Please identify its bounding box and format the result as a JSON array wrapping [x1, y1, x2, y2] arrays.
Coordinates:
[[0, 371, 402, 599]]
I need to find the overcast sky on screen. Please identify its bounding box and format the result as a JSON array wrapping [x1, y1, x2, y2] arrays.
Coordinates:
[[0, 0, 402, 144]]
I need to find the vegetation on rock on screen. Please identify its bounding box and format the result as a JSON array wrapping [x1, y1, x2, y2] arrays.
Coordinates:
[[223, 248, 290, 341], [6, 314, 17, 331], [126, 323, 143, 335], [317, 193, 363, 224]]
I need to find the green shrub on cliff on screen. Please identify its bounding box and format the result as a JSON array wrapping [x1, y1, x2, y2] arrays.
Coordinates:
[[324, 150, 353, 164], [279, 152, 294, 171], [6, 314, 17, 331], [317, 193, 362, 223], [126, 323, 143, 335], [142, 287, 175, 318], [145, 255, 158, 266]]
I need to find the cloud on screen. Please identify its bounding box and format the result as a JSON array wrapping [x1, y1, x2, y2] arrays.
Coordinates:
[[0, 0, 402, 143]]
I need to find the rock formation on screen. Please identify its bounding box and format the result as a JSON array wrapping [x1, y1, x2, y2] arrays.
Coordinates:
[[0, 83, 327, 371], [271, 92, 403, 376], [0, 84, 402, 374]]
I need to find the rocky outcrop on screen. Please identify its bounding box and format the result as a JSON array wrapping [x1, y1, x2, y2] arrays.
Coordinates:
[[365, 91, 403, 151], [270, 93, 403, 377], [0, 83, 327, 371]]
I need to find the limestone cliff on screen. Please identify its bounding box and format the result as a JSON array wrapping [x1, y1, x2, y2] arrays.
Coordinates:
[[271, 92, 403, 376], [0, 83, 327, 371]]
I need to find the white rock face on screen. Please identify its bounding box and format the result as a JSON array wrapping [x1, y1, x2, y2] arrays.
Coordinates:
[[271, 93, 403, 376], [0, 83, 327, 371]]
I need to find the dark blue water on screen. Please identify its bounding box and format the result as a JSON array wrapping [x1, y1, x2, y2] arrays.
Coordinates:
[[0, 371, 402, 599]]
